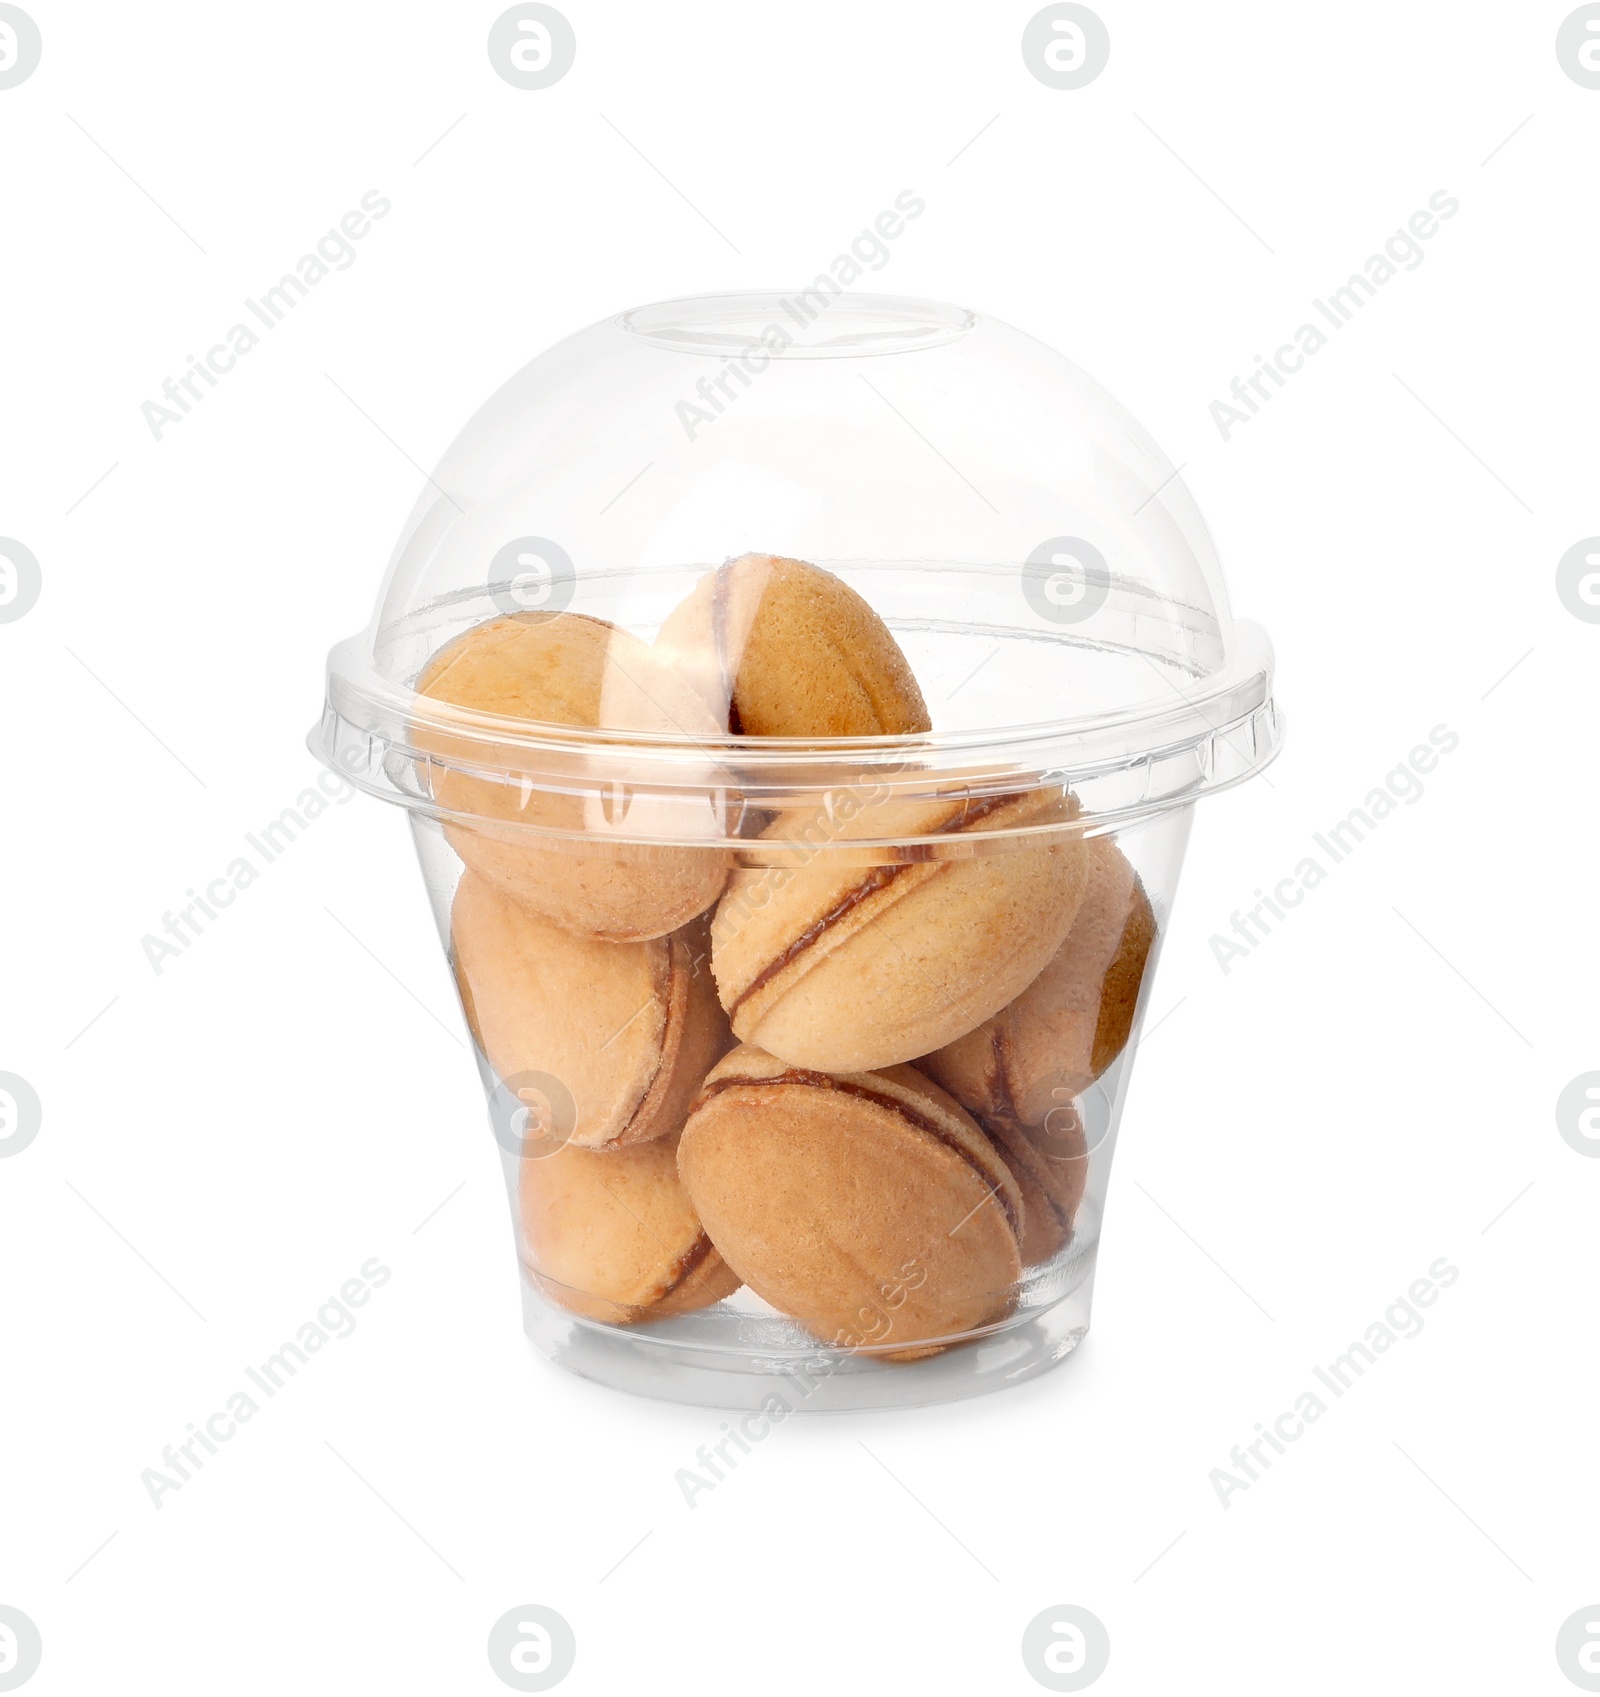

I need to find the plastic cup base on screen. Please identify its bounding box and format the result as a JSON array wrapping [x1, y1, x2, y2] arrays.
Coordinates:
[[520, 1253, 1097, 1413]]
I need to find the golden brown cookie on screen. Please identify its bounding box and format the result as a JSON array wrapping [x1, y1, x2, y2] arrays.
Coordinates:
[[1091, 860, 1157, 1080], [519, 1133, 741, 1323], [677, 1046, 1023, 1356], [452, 874, 732, 1150], [415, 611, 729, 940], [985, 1109, 1090, 1267], [710, 790, 1088, 1072], [921, 833, 1155, 1117], [653, 553, 931, 736]]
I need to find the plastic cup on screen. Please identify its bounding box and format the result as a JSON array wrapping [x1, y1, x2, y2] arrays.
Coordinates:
[[312, 293, 1281, 1410]]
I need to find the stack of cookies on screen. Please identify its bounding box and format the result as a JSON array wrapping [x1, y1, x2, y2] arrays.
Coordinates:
[[425, 554, 1156, 1359]]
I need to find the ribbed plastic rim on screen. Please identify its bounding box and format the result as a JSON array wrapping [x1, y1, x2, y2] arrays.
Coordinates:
[[310, 620, 1280, 847]]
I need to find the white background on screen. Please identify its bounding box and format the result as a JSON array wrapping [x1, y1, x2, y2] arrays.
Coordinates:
[[2, 2, 1597, 1692]]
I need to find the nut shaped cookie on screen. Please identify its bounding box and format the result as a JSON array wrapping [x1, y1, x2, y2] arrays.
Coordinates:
[[452, 874, 731, 1150], [415, 611, 729, 940], [653, 553, 931, 736], [520, 1133, 741, 1323], [677, 1046, 1023, 1355], [921, 833, 1155, 1118], [985, 1108, 1091, 1267], [711, 790, 1088, 1072]]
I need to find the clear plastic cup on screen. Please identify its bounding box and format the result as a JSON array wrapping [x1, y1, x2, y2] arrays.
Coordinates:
[[312, 293, 1281, 1410]]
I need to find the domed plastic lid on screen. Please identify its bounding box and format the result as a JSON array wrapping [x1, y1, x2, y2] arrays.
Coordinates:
[[313, 293, 1280, 844]]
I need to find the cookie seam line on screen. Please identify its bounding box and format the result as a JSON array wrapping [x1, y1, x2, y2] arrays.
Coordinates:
[[728, 791, 1044, 1018], [611, 938, 680, 1145], [690, 1069, 1021, 1242]]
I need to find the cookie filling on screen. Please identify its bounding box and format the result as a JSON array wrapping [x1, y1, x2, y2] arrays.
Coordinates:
[[730, 865, 900, 1016], [985, 1026, 1022, 1129], [990, 1124, 1073, 1232], [693, 1067, 1021, 1241], [657, 1231, 717, 1302], [612, 939, 678, 1143], [728, 791, 1039, 1018]]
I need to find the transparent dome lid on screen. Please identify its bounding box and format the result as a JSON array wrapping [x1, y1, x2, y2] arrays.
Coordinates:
[[314, 292, 1281, 841]]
